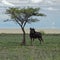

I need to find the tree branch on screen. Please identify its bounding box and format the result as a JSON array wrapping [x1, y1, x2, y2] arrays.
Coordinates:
[[15, 18, 22, 27], [22, 17, 28, 28]]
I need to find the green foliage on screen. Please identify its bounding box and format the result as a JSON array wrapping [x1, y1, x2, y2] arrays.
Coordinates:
[[6, 7, 46, 25]]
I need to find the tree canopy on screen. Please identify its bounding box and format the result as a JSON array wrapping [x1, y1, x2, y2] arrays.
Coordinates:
[[5, 7, 46, 28]]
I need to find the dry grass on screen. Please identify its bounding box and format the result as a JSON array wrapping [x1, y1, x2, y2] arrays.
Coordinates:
[[0, 34, 60, 60]]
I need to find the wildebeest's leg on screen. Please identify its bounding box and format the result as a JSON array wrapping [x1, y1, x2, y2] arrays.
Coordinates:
[[38, 38, 41, 44], [41, 37, 44, 43], [31, 38, 33, 45], [33, 38, 34, 41]]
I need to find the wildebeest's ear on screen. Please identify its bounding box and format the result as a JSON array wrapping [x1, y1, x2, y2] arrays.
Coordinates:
[[30, 28, 31, 30]]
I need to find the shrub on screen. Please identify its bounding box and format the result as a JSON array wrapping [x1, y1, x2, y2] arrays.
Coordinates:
[[40, 31, 45, 35]]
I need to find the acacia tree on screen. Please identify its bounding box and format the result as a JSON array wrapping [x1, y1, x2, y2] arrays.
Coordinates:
[[5, 7, 45, 45]]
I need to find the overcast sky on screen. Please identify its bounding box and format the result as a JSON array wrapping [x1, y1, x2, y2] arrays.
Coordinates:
[[0, 0, 60, 29]]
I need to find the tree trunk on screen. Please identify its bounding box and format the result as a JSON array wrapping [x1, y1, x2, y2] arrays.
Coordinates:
[[21, 27, 26, 45]]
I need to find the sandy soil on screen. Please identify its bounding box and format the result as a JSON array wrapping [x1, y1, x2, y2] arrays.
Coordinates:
[[0, 29, 60, 34]]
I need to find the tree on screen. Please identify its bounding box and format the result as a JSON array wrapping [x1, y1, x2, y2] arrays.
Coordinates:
[[5, 7, 46, 45]]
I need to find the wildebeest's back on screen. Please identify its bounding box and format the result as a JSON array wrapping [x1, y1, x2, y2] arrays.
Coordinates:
[[35, 32, 42, 38], [30, 32, 42, 38]]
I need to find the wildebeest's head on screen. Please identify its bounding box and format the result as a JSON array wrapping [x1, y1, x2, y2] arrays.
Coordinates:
[[30, 28, 35, 33]]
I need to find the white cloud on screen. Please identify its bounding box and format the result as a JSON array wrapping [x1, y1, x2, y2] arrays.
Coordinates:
[[43, 7, 60, 11], [51, 22, 56, 29], [47, 7, 55, 10], [5, 0, 29, 3], [52, 22, 55, 25], [53, 0, 60, 2], [31, 0, 43, 3], [31, 0, 54, 4], [1, 0, 15, 7], [46, 0, 53, 5]]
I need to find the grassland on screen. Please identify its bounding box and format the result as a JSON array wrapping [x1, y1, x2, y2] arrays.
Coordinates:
[[0, 34, 60, 60]]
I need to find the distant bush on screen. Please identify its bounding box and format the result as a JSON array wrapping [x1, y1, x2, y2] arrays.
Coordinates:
[[0, 33, 6, 36], [40, 31, 45, 35]]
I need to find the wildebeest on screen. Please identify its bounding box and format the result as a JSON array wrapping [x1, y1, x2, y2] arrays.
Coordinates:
[[30, 28, 43, 45]]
